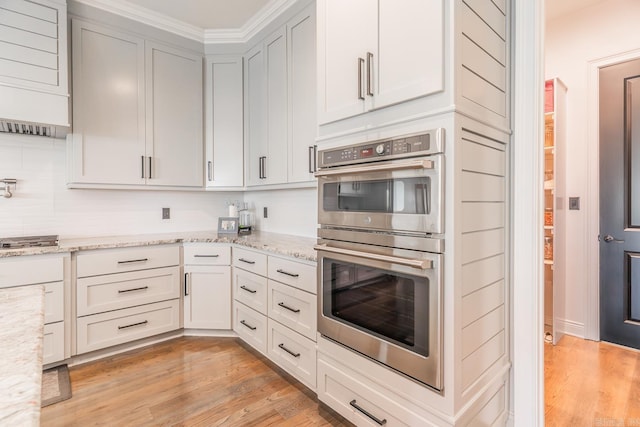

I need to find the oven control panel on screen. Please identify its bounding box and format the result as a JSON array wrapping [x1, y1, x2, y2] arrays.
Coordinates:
[[318, 129, 443, 168]]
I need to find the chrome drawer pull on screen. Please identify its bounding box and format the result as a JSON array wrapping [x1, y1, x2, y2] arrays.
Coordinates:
[[194, 254, 219, 258], [238, 258, 256, 265], [349, 400, 387, 425], [240, 285, 257, 294], [240, 320, 257, 331], [118, 320, 148, 330], [278, 343, 300, 358], [276, 269, 299, 278], [118, 286, 149, 294], [278, 302, 300, 313], [117, 258, 149, 264]]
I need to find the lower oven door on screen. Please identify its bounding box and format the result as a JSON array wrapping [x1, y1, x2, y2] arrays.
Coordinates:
[[315, 241, 442, 391]]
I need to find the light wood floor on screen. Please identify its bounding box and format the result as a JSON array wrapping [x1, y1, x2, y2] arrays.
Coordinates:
[[545, 335, 640, 426], [41, 337, 352, 427]]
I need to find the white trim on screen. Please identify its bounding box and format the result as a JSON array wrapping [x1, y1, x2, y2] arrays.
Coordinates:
[[512, 1, 544, 426], [555, 318, 585, 338], [73, 0, 299, 45], [586, 48, 640, 342]]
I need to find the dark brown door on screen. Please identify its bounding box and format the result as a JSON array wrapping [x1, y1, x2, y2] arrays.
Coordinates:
[[600, 58, 640, 348]]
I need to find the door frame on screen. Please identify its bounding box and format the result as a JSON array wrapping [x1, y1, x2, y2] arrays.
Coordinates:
[[585, 48, 640, 342]]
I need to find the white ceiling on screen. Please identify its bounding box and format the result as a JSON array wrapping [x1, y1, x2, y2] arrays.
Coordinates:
[[545, 0, 608, 21], [124, 0, 272, 30]]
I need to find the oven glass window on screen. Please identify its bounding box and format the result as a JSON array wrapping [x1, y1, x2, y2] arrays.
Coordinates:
[[322, 177, 431, 214], [323, 257, 429, 357]]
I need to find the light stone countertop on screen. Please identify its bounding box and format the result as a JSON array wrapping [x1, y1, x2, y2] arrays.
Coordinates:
[[0, 285, 44, 427], [0, 230, 318, 262]]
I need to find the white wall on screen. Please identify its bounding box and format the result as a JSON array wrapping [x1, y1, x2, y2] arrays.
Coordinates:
[[0, 133, 241, 238], [545, 0, 640, 336], [243, 188, 317, 238]]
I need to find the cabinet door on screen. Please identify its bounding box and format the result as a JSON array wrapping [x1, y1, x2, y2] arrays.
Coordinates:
[[245, 44, 267, 186], [146, 42, 203, 187], [184, 266, 231, 329], [317, 0, 376, 125], [264, 28, 288, 185], [69, 19, 145, 185], [205, 56, 244, 188], [373, 0, 444, 110], [287, 7, 317, 183]]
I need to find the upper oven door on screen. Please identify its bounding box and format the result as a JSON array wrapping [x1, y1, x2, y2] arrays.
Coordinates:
[[316, 155, 443, 234]]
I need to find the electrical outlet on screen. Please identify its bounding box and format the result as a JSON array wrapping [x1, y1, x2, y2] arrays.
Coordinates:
[[569, 197, 580, 210], [263, 207, 268, 218], [162, 207, 170, 219]]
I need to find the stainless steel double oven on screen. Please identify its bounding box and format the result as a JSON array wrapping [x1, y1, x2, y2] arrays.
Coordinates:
[[315, 129, 444, 391]]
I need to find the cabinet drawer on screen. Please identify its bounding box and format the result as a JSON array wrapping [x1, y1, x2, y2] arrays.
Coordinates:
[[268, 256, 316, 294], [0, 254, 63, 287], [233, 301, 267, 354], [267, 319, 316, 390], [268, 280, 316, 341], [77, 266, 180, 316], [232, 247, 267, 276], [77, 245, 180, 277], [43, 321, 65, 365], [76, 299, 180, 354], [233, 268, 267, 315], [184, 244, 231, 265], [318, 358, 427, 427], [44, 281, 64, 324]]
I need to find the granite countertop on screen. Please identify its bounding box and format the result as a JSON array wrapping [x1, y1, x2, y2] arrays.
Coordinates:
[[0, 230, 318, 262], [0, 286, 44, 427]]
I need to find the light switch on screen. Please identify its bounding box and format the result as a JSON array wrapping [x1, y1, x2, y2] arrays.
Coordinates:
[[569, 197, 580, 210]]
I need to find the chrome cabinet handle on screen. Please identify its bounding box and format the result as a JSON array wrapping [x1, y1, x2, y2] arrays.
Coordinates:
[[261, 156, 267, 179], [118, 320, 148, 330], [278, 302, 300, 313], [276, 269, 299, 278], [194, 254, 219, 258], [358, 57, 365, 100], [240, 285, 257, 294], [240, 320, 256, 330], [207, 161, 213, 181], [308, 146, 315, 174], [314, 244, 433, 270], [141, 155, 145, 179], [603, 234, 625, 243], [278, 343, 300, 358], [314, 159, 434, 177], [349, 400, 387, 425], [366, 52, 374, 96], [118, 286, 149, 294], [184, 273, 189, 296], [148, 156, 152, 179], [117, 258, 149, 264], [238, 258, 256, 265]]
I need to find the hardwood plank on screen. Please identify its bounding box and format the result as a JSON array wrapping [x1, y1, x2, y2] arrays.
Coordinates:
[[545, 335, 640, 426], [41, 337, 352, 427]]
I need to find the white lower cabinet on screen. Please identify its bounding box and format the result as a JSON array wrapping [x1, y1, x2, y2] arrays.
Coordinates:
[[233, 300, 268, 354], [233, 268, 268, 315], [267, 319, 316, 389], [76, 299, 180, 354], [43, 322, 65, 365], [317, 357, 430, 427], [184, 265, 231, 329], [267, 279, 316, 341]]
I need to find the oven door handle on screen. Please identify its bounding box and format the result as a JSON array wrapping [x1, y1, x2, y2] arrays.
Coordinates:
[[314, 244, 433, 270], [314, 159, 434, 177]]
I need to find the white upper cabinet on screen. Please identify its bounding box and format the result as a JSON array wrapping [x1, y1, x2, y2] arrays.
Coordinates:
[[68, 18, 204, 189], [245, 4, 317, 187], [69, 20, 145, 185], [317, 0, 444, 125], [146, 43, 203, 188], [287, 9, 317, 183], [205, 56, 244, 189]]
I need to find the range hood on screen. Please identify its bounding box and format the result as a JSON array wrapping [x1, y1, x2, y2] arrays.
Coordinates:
[[0, 0, 70, 139]]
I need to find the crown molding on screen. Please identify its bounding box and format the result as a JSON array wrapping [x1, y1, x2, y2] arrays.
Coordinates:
[[73, 0, 300, 46]]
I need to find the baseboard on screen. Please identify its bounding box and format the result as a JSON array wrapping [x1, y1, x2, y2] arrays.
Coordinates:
[[506, 410, 515, 427], [555, 318, 585, 338]]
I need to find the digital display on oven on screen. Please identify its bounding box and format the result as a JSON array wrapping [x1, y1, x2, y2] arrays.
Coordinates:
[[360, 147, 373, 157]]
